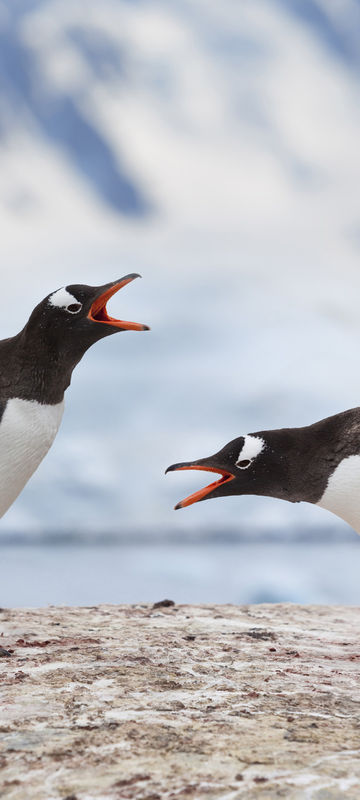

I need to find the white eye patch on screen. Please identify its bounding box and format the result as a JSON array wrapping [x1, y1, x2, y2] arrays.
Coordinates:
[[48, 288, 82, 314], [236, 435, 264, 468]]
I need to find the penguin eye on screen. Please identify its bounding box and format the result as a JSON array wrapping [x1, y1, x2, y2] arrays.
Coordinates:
[[67, 303, 82, 314], [236, 459, 252, 469]]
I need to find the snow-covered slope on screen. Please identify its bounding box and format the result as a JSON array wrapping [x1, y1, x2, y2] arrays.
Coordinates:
[[0, 0, 360, 537]]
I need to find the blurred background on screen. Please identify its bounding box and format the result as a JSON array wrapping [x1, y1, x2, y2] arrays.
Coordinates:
[[1, 0, 360, 606]]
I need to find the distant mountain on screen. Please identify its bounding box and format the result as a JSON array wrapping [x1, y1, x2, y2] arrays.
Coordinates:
[[0, 0, 150, 214], [273, 0, 360, 71], [0, 0, 358, 219]]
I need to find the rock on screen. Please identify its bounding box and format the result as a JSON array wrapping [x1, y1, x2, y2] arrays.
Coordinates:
[[1, 603, 360, 798], [152, 599, 175, 609]]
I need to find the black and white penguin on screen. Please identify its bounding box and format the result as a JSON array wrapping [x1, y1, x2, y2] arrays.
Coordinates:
[[166, 407, 360, 534], [0, 274, 148, 517]]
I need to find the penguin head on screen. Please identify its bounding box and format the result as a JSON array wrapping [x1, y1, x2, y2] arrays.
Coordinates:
[[166, 429, 305, 509], [23, 274, 149, 356]]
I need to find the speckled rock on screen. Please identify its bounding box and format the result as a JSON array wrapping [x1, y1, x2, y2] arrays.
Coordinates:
[[1, 603, 360, 799]]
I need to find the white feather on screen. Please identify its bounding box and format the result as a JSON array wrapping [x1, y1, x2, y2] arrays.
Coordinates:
[[49, 287, 78, 309], [236, 434, 264, 465], [317, 455, 360, 534], [0, 398, 64, 517]]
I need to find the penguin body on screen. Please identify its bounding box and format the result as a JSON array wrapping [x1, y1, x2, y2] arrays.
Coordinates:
[[0, 275, 148, 517], [166, 407, 360, 535], [317, 455, 360, 533], [0, 398, 64, 516]]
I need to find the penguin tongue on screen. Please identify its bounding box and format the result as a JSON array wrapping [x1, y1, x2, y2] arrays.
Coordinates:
[[166, 464, 235, 509], [88, 275, 149, 331]]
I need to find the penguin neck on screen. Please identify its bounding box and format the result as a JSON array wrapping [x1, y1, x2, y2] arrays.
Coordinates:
[[0, 330, 86, 405]]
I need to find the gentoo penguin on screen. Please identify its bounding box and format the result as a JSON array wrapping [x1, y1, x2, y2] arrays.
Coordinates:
[[166, 407, 360, 534], [0, 274, 148, 517]]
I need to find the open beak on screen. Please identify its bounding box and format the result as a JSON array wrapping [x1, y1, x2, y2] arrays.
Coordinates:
[[165, 461, 235, 509], [87, 274, 149, 331]]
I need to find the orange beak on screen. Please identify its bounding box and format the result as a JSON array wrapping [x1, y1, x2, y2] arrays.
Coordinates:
[[165, 463, 235, 509], [87, 274, 149, 331]]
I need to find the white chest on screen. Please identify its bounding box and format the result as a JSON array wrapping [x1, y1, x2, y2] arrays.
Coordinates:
[[317, 455, 360, 534], [0, 397, 64, 517]]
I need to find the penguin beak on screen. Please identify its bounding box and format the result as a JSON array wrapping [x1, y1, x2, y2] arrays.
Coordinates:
[[88, 274, 150, 331], [165, 460, 235, 509]]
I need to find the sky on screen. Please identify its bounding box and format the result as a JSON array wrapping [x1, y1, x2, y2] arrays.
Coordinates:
[[0, 0, 360, 539]]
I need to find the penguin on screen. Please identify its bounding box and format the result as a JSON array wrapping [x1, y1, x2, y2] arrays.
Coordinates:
[[0, 274, 148, 517], [166, 407, 360, 534]]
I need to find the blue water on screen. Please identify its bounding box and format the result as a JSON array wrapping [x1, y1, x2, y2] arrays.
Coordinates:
[[2, 538, 360, 607]]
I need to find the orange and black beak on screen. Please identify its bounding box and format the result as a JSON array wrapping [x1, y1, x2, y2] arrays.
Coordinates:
[[165, 459, 235, 509], [88, 274, 149, 331]]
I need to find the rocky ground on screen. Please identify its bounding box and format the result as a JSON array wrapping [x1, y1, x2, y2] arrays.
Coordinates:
[[1, 602, 360, 799]]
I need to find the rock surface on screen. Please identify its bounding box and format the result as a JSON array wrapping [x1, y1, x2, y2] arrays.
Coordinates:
[[1, 603, 360, 799]]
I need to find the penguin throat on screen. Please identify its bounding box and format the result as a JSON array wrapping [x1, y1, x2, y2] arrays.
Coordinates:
[[88, 284, 147, 331], [89, 299, 112, 324]]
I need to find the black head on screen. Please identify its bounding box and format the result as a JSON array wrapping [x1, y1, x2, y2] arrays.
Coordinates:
[[23, 274, 149, 358], [4, 274, 149, 404], [166, 428, 312, 509]]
